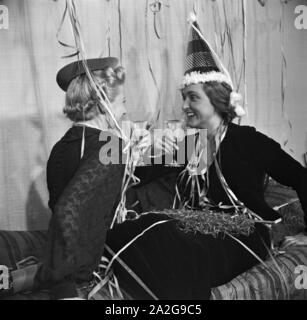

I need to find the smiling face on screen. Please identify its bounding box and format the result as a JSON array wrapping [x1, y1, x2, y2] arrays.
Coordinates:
[[110, 85, 127, 123], [182, 83, 219, 129]]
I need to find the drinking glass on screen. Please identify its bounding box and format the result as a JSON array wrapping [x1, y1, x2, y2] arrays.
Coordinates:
[[164, 119, 185, 167], [132, 120, 150, 166]]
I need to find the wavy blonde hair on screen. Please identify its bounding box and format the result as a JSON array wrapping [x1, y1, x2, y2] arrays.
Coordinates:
[[63, 66, 125, 122]]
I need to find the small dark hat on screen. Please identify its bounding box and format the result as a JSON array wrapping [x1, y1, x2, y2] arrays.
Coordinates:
[[56, 57, 119, 92]]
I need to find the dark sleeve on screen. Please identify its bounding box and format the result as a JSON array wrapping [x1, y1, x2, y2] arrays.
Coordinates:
[[134, 134, 192, 185], [251, 129, 307, 229], [135, 165, 182, 186], [36, 151, 125, 298], [46, 141, 81, 212]]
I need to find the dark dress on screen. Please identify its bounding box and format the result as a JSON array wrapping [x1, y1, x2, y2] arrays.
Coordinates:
[[37, 123, 307, 299], [34, 126, 125, 298], [105, 123, 307, 299], [36, 125, 178, 298]]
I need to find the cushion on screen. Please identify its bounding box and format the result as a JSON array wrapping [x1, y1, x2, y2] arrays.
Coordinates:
[[0, 231, 47, 270], [0, 178, 306, 299], [211, 245, 307, 300]]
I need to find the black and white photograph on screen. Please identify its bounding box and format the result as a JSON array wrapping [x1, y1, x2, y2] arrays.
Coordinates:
[[0, 0, 307, 307]]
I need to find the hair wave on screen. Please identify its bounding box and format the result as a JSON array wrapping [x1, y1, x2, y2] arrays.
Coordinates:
[[63, 66, 125, 122]]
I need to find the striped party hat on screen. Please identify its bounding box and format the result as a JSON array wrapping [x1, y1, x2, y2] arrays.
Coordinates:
[[182, 13, 233, 89]]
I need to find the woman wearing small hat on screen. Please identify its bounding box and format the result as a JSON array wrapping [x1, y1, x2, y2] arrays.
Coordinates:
[[23, 52, 177, 299], [33, 56, 175, 300], [33, 57, 132, 299], [47, 57, 127, 213]]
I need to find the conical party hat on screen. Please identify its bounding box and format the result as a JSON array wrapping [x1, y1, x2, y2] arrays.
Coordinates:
[[182, 13, 233, 89]]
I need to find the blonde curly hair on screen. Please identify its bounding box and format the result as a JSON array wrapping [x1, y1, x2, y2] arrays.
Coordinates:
[[63, 66, 125, 122]]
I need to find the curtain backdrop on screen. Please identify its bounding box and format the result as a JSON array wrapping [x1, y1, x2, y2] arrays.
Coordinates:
[[0, 0, 306, 230]]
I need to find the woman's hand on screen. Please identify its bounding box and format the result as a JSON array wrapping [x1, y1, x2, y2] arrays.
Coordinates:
[[152, 128, 178, 156], [281, 233, 307, 249], [130, 126, 180, 164], [131, 129, 152, 151], [130, 129, 152, 165]]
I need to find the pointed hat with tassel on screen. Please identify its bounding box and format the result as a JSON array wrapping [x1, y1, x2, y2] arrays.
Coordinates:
[[182, 13, 245, 117]]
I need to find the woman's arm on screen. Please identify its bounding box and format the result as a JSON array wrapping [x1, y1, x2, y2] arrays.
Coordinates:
[[36, 145, 125, 298], [134, 132, 193, 185], [252, 129, 307, 230]]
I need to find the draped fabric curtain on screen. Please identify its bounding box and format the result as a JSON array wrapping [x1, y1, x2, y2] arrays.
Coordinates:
[[0, 0, 306, 230]]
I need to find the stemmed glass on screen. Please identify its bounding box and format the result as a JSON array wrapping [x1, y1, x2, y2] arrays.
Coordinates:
[[132, 120, 151, 166], [164, 119, 185, 167]]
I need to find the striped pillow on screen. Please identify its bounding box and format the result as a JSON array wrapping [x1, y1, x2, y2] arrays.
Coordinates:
[[211, 246, 307, 300]]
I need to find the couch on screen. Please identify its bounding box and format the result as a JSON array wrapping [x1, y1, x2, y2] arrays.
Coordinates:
[[0, 179, 306, 300]]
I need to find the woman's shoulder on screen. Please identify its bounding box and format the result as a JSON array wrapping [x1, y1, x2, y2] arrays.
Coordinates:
[[227, 123, 257, 136], [227, 123, 277, 145], [48, 127, 81, 161], [48, 126, 106, 160], [225, 123, 284, 159], [226, 123, 257, 147], [46, 127, 87, 185]]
